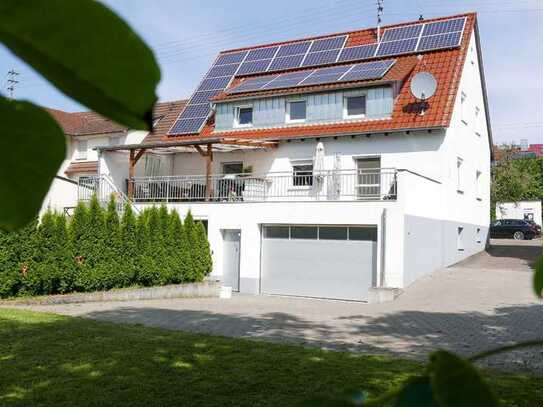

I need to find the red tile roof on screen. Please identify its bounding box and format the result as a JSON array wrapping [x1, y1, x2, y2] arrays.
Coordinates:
[[64, 161, 99, 175], [163, 12, 478, 144], [47, 100, 187, 137]]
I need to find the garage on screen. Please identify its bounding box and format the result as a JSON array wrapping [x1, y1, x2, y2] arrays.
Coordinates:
[[261, 225, 378, 301]]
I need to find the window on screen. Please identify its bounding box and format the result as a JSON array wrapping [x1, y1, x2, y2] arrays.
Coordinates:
[[319, 227, 348, 240], [475, 170, 482, 200], [460, 92, 468, 124], [235, 105, 253, 127], [457, 227, 464, 251], [76, 140, 88, 160], [222, 162, 243, 175], [286, 100, 307, 123], [290, 226, 318, 239], [263, 226, 289, 239], [356, 157, 381, 198], [292, 161, 313, 187], [344, 95, 366, 118], [474, 106, 481, 136], [349, 227, 377, 241], [456, 157, 464, 193], [109, 136, 121, 146]]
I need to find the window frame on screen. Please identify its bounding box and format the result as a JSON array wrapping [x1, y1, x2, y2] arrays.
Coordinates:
[[290, 159, 314, 188], [234, 104, 254, 128], [460, 91, 468, 125], [456, 157, 464, 194], [109, 135, 122, 147], [286, 99, 307, 124], [76, 139, 88, 161], [343, 91, 367, 119]]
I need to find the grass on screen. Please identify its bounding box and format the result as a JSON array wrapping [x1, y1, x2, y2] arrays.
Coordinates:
[[0, 308, 542, 406]]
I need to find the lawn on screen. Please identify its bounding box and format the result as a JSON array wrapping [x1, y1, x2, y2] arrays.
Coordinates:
[[0, 308, 542, 406]]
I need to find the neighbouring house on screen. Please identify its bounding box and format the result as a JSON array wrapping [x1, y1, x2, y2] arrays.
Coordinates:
[[49, 13, 492, 302], [496, 200, 542, 227], [43, 100, 187, 213]]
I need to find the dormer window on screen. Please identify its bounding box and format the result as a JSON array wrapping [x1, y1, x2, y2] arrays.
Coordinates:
[[286, 99, 307, 123], [235, 105, 253, 127], [76, 139, 88, 160], [344, 93, 367, 119]]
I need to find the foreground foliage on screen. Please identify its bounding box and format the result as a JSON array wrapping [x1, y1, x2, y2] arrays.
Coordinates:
[[0, 0, 159, 230], [0, 308, 541, 407], [0, 197, 211, 298]]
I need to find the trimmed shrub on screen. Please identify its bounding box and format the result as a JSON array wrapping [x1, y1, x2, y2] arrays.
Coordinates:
[[0, 199, 213, 298]]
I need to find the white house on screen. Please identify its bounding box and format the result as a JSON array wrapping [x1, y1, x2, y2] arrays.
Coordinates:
[[51, 13, 492, 302], [496, 200, 542, 227], [43, 101, 187, 214]]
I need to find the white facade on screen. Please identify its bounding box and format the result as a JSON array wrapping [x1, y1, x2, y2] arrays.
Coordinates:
[[496, 201, 542, 227]]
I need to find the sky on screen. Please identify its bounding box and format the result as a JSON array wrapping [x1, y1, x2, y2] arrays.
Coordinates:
[[1, 0, 542, 145]]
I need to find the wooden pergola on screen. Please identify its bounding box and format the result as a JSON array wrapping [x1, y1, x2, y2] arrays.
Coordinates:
[[97, 138, 277, 201]]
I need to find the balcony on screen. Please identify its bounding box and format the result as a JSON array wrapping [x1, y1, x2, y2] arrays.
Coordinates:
[[113, 169, 398, 203]]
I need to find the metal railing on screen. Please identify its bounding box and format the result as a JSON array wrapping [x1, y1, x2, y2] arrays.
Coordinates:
[[125, 169, 397, 203], [78, 174, 137, 213]]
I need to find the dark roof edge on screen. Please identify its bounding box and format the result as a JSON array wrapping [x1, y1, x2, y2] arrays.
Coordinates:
[[95, 138, 225, 152], [473, 19, 494, 160]]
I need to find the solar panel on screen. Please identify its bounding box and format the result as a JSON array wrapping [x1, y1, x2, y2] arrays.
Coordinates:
[[376, 38, 418, 57], [215, 51, 247, 65], [302, 49, 341, 67], [422, 17, 465, 36], [178, 103, 210, 119], [309, 36, 346, 52], [228, 59, 395, 93], [417, 31, 462, 51], [382, 24, 423, 42], [169, 117, 207, 134], [338, 44, 378, 62], [228, 75, 279, 93], [340, 68, 386, 82], [198, 76, 232, 91], [268, 54, 306, 71], [237, 59, 272, 75], [207, 63, 239, 78], [191, 89, 223, 104], [245, 46, 279, 61], [276, 41, 312, 57]]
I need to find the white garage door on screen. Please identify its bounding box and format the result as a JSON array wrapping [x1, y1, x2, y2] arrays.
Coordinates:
[[261, 225, 377, 301]]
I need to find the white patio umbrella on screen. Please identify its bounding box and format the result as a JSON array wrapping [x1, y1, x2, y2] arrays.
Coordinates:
[[313, 142, 325, 195]]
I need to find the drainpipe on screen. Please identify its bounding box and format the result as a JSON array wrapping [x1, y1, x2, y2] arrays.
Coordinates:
[[380, 208, 387, 287]]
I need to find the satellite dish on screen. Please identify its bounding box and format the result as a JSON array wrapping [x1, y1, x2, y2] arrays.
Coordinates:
[[410, 72, 437, 101], [410, 72, 437, 116]]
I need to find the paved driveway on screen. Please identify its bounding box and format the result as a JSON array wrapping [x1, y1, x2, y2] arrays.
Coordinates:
[[7, 238, 543, 374]]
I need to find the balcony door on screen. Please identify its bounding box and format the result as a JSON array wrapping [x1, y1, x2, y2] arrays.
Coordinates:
[[356, 157, 381, 199]]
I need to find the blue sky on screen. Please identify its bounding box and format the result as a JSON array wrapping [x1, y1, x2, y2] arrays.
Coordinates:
[[1, 0, 542, 144]]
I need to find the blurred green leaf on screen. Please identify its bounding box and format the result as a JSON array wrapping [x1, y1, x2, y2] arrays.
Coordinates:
[[534, 256, 543, 298], [0, 0, 160, 130], [298, 397, 355, 407], [0, 98, 65, 231], [429, 350, 498, 407], [394, 376, 437, 407]]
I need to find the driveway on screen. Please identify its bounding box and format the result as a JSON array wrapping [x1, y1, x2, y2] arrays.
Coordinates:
[[6, 238, 543, 374]]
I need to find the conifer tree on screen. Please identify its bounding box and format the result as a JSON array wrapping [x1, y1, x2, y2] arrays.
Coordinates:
[[70, 201, 89, 259], [183, 210, 197, 281], [104, 194, 123, 286], [195, 221, 213, 277], [121, 202, 138, 283], [55, 213, 75, 293], [168, 210, 193, 283], [85, 194, 106, 267]]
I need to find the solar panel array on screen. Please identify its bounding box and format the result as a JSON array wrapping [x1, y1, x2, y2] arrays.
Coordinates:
[[169, 16, 467, 135], [228, 60, 395, 94]]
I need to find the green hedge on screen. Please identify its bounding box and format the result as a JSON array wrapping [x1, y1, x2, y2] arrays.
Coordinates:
[[0, 195, 212, 298]]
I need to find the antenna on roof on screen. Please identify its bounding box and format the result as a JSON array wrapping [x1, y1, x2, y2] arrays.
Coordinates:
[[376, 0, 384, 42]]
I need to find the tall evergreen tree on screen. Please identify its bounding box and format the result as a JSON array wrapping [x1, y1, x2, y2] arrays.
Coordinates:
[[183, 210, 197, 281], [55, 213, 75, 293], [195, 221, 213, 277], [70, 200, 89, 259], [168, 210, 193, 283], [121, 202, 138, 283]]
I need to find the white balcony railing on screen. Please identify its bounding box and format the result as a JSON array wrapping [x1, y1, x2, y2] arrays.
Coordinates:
[[121, 169, 397, 203]]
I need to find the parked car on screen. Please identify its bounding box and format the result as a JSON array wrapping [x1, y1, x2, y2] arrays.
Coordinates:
[[526, 220, 541, 236], [490, 219, 536, 240]]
